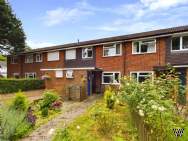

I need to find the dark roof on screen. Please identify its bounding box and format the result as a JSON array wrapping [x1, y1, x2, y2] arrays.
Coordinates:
[[23, 25, 188, 54]]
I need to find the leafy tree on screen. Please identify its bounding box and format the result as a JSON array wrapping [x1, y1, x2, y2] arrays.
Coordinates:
[[0, 0, 26, 54]]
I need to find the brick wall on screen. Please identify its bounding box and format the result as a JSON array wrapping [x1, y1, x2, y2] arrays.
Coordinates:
[[44, 70, 88, 100], [95, 45, 125, 74], [124, 37, 166, 75]]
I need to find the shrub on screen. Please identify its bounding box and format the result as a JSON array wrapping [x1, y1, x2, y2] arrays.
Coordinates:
[[0, 106, 31, 140], [41, 107, 49, 117], [10, 91, 29, 111], [0, 78, 45, 94], [51, 100, 62, 110], [104, 87, 116, 109], [40, 90, 59, 109], [92, 108, 116, 135]]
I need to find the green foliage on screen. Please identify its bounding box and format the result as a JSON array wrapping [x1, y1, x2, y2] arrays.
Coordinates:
[[41, 107, 49, 117], [53, 129, 71, 141], [40, 90, 59, 109], [120, 70, 187, 141], [0, 0, 26, 54], [0, 106, 31, 140], [178, 85, 187, 105], [92, 108, 117, 135], [10, 91, 29, 111], [104, 87, 116, 109], [0, 78, 45, 94], [0, 54, 6, 61]]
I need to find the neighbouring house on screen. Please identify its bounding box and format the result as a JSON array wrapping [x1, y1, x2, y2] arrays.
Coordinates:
[[0, 61, 7, 77], [6, 25, 188, 100]]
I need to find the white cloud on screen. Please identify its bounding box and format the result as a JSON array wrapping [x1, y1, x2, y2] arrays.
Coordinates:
[[43, 1, 94, 26], [27, 40, 56, 49], [141, 0, 188, 10], [92, 0, 188, 33]]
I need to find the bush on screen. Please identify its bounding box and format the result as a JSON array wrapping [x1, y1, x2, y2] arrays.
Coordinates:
[[92, 108, 116, 135], [10, 91, 29, 111], [0, 106, 31, 140], [53, 128, 71, 141], [41, 107, 49, 117], [51, 100, 62, 110], [40, 90, 59, 109], [104, 87, 116, 109], [0, 78, 45, 94]]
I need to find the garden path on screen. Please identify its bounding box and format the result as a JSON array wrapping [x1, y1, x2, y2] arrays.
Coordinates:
[[20, 94, 101, 141]]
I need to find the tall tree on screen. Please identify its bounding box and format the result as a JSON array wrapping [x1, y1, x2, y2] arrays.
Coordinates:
[[0, 0, 26, 54]]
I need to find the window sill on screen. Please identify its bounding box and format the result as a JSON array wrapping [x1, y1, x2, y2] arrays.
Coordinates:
[[171, 50, 188, 53], [102, 83, 120, 85], [102, 54, 122, 58], [132, 52, 156, 55]]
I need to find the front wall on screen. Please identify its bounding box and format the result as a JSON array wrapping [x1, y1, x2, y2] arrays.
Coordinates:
[[64, 48, 96, 68], [95, 45, 124, 74], [45, 70, 87, 99], [125, 37, 166, 75], [166, 37, 188, 65]]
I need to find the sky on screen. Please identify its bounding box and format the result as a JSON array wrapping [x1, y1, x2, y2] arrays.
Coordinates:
[[8, 0, 188, 49]]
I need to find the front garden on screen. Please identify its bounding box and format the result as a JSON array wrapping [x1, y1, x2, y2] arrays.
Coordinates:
[[53, 66, 188, 141], [0, 90, 63, 140]]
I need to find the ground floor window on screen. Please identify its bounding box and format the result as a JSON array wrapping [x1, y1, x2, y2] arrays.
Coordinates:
[[130, 71, 153, 82], [13, 73, 20, 79], [25, 72, 36, 79], [102, 72, 120, 84]]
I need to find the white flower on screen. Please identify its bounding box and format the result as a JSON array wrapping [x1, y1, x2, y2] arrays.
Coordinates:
[[139, 109, 144, 117], [141, 89, 144, 92], [136, 105, 140, 109], [151, 105, 157, 110], [126, 83, 130, 86], [76, 125, 80, 130], [158, 106, 165, 112]]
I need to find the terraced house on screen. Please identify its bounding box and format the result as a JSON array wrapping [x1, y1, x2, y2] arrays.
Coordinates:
[[7, 25, 188, 99]]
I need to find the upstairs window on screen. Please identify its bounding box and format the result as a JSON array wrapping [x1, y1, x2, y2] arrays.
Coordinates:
[[82, 47, 93, 59], [172, 35, 188, 51], [25, 55, 33, 63], [10, 56, 18, 64], [103, 43, 122, 57], [130, 72, 153, 83], [102, 72, 120, 84], [65, 49, 76, 60], [36, 53, 43, 62], [25, 72, 36, 79], [132, 39, 156, 54], [47, 51, 59, 61]]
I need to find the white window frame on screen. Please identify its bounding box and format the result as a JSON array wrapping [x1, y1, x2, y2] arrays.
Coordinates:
[[82, 47, 93, 59], [171, 35, 188, 52], [25, 72, 36, 79], [10, 56, 18, 64], [65, 49, 76, 60], [132, 39, 156, 54], [66, 70, 74, 78], [103, 43, 122, 57], [130, 71, 153, 82], [36, 53, 43, 62], [55, 70, 63, 78], [102, 72, 121, 85], [25, 55, 33, 63], [13, 73, 19, 78], [47, 51, 60, 61]]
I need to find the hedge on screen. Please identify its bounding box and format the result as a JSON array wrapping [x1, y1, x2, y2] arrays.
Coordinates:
[[0, 79, 45, 94]]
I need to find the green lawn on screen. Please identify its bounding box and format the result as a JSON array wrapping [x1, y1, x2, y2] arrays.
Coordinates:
[[53, 99, 138, 141]]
